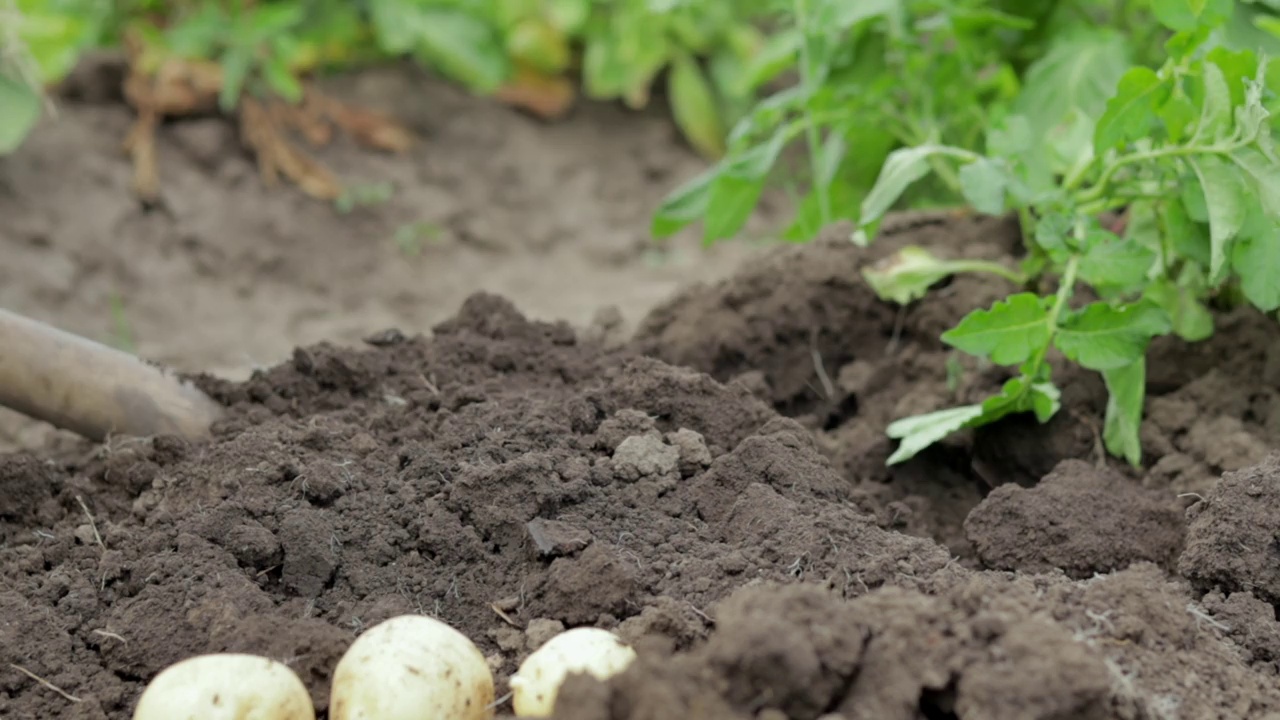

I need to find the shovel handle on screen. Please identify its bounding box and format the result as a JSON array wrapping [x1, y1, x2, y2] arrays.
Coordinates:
[[0, 308, 224, 442]]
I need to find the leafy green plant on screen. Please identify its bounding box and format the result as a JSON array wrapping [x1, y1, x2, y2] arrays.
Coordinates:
[[1, 0, 109, 152], [647, 0, 1280, 468], [857, 2, 1280, 466], [3, 0, 775, 158], [648, 0, 1206, 245]]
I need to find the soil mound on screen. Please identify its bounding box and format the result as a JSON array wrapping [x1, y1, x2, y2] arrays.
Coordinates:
[[1180, 452, 1280, 604], [965, 459, 1185, 578], [551, 564, 1280, 720], [631, 214, 1024, 424], [0, 293, 943, 719], [5, 213, 1280, 720]]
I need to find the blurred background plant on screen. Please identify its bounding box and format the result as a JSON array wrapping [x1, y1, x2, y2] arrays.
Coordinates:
[[4, 0, 1279, 225], [652, 0, 1280, 244], [0, 0, 774, 162]]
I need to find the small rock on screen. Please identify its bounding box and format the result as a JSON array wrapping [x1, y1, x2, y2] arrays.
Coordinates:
[[526, 518, 593, 558], [666, 428, 712, 477], [594, 409, 658, 452], [613, 434, 679, 481], [525, 618, 565, 651], [73, 524, 98, 546], [489, 627, 525, 653]]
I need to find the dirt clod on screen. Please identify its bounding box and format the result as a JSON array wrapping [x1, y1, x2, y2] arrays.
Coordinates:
[[1179, 452, 1280, 604], [965, 459, 1185, 578]]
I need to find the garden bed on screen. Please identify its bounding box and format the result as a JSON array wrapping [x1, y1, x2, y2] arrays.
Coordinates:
[[5, 203, 1280, 718]]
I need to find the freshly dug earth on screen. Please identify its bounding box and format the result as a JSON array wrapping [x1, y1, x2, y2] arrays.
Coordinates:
[[4, 215, 1280, 720]]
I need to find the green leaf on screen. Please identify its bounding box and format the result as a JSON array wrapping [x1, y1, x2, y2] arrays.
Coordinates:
[[12, 7, 97, 82], [958, 158, 1007, 215], [581, 16, 668, 101], [941, 293, 1051, 366], [815, 132, 847, 188], [820, 0, 902, 31], [1232, 206, 1280, 311], [652, 168, 715, 238], [1144, 279, 1215, 341], [739, 29, 800, 92], [247, 3, 305, 38], [1077, 232, 1158, 289], [547, 0, 590, 33], [1094, 67, 1165, 152], [1228, 147, 1280, 220], [783, 179, 862, 242], [1013, 29, 1131, 138], [0, 74, 42, 154], [1207, 47, 1262, 109], [1192, 59, 1233, 144], [262, 58, 303, 103], [1162, 196, 1211, 267], [1158, 90, 1199, 142], [1102, 359, 1147, 467], [668, 55, 726, 159], [1165, 27, 1212, 61], [1033, 213, 1073, 261], [885, 374, 1060, 464], [369, 2, 508, 92], [1187, 154, 1246, 280], [855, 144, 976, 242], [1180, 175, 1210, 222], [885, 405, 986, 465], [1151, 0, 1232, 32], [1055, 301, 1172, 371], [861, 246, 1017, 305], [704, 175, 765, 243], [1029, 380, 1061, 422], [987, 115, 1034, 157], [720, 130, 789, 180], [217, 47, 253, 111]]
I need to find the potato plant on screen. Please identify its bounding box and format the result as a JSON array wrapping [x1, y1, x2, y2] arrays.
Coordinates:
[[652, 0, 1280, 468]]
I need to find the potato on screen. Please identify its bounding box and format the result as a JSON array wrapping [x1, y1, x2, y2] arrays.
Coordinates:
[[330, 614, 495, 720], [132, 653, 314, 720], [509, 627, 637, 717]]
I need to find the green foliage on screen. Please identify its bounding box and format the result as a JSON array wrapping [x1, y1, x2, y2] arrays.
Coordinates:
[[0, 0, 772, 157], [864, 14, 1280, 467], [650, 0, 1280, 470], [2, 0, 110, 153]]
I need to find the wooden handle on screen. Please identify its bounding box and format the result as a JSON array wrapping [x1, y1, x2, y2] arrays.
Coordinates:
[[0, 308, 225, 442]]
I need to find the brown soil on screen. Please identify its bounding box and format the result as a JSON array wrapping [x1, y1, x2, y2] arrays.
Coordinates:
[[0, 58, 763, 450], [5, 61, 1280, 720]]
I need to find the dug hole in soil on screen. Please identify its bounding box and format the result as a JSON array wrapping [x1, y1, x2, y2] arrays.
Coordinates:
[[5, 212, 1280, 720]]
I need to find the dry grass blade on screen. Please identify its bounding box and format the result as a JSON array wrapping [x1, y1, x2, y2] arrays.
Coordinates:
[[8, 664, 82, 703]]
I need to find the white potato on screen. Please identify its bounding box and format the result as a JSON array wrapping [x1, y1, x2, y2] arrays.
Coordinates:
[[132, 653, 314, 720], [330, 614, 495, 720], [509, 627, 637, 717]]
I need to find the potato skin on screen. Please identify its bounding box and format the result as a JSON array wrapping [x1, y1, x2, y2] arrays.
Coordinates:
[[510, 628, 637, 717], [132, 653, 315, 720], [330, 614, 495, 720]]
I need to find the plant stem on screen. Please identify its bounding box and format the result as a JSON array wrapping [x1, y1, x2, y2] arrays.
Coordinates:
[[1021, 254, 1079, 386], [1073, 141, 1243, 202], [947, 259, 1028, 285], [792, 0, 831, 226]]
